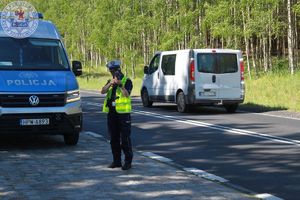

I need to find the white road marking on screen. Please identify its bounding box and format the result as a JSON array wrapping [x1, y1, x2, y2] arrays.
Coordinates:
[[84, 131, 103, 139], [183, 168, 228, 183], [133, 110, 300, 147], [252, 112, 300, 121], [81, 90, 102, 95], [140, 152, 173, 163], [255, 193, 284, 200], [85, 102, 102, 107]]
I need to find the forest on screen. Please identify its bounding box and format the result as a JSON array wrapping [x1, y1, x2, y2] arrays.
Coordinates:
[[1, 0, 300, 78]]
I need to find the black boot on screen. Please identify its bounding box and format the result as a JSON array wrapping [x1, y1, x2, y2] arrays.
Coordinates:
[[122, 162, 132, 170], [108, 162, 122, 168]]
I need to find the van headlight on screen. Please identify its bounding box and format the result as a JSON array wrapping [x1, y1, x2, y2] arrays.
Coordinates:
[[66, 90, 81, 103]]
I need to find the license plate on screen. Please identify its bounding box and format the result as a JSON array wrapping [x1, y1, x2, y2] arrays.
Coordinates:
[[20, 118, 50, 126], [200, 91, 216, 96]]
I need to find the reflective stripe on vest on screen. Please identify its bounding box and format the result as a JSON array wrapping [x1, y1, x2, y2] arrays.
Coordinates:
[[102, 76, 132, 113]]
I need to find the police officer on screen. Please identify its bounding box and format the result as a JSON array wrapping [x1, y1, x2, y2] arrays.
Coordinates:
[[101, 60, 133, 170]]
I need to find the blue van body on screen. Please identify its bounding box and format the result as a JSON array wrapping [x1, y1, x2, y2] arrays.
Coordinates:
[[0, 19, 82, 145]]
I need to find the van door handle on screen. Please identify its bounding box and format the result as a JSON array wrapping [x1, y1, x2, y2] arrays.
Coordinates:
[[212, 75, 216, 83], [158, 72, 159, 79]]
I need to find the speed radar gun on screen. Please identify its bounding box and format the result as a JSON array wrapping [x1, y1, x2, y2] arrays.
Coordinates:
[[106, 60, 122, 80], [105, 60, 122, 108]]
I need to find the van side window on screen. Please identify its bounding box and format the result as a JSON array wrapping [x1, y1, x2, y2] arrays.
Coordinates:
[[149, 54, 160, 74], [161, 54, 176, 75]]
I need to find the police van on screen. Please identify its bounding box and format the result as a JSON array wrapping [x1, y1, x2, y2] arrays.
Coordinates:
[[0, 14, 83, 145], [141, 49, 245, 113]]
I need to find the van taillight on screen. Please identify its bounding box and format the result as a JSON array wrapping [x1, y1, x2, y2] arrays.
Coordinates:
[[190, 59, 195, 81], [240, 60, 245, 81]]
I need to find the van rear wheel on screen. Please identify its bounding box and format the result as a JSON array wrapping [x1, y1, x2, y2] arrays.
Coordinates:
[[224, 104, 238, 113], [64, 131, 79, 146], [141, 89, 153, 107], [177, 92, 188, 113]]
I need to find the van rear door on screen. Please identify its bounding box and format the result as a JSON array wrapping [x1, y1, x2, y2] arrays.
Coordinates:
[[217, 52, 241, 99], [194, 50, 241, 100], [194, 51, 219, 100]]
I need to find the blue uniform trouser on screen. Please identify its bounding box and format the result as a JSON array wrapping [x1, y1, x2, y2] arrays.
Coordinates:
[[107, 112, 133, 164]]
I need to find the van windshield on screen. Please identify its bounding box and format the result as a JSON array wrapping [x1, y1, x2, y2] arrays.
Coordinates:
[[0, 37, 69, 70], [197, 53, 238, 74]]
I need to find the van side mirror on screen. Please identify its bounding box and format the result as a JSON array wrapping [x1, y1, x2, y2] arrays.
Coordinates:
[[72, 61, 82, 76], [144, 65, 149, 75]]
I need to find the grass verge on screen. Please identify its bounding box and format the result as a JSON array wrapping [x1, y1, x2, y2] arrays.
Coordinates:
[[244, 71, 300, 112]]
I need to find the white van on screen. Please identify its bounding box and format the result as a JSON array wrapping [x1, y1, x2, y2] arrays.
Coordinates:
[[141, 49, 245, 113]]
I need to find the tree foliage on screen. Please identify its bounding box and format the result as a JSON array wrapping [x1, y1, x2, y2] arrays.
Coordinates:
[[1, 0, 299, 76]]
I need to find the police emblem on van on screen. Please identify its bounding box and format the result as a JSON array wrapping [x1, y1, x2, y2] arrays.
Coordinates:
[[0, 1, 39, 38], [29, 95, 39, 106], [19, 72, 38, 79]]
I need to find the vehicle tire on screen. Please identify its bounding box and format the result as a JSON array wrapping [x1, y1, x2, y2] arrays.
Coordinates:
[[224, 104, 238, 113], [177, 92, 188, 113], [64, 131, 79, 146], [141, 89, 153, 107]]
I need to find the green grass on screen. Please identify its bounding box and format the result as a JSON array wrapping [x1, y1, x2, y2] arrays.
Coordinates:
[[78, 65, 300, 112], [244, 71, 300, 112]]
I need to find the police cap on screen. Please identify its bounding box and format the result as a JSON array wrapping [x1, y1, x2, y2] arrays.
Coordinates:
[[106, 60, 121, 71]]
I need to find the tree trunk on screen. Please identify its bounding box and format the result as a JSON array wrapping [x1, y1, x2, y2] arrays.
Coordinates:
[[259, 38, 263, 70], [263, 37, 268, 72], [283, 35, 286, 56], [250, 37, 257, 76], [99, 50, 102, 67], [95, 51, 98, 68], [268, 24, 272, 71], [242, 10, 251, 79], [277, 37, 281, 57], [90, 44, 93, 68], [233, 0, 237, 49], [294, 6, 298, 70], [287, 0, 295, 74], [142, 31, 147, 64]]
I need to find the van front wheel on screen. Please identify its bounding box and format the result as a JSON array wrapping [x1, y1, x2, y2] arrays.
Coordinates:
[[224, 104, 239, 113], [177, 92, 188, 113], [141, 89, 153, 107], [64, 131, 79, 146]]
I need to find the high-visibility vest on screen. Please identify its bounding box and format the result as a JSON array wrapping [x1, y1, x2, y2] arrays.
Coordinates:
[[102, 76, 132, 113]]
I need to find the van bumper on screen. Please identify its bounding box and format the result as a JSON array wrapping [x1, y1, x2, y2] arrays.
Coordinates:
[[0, 101, 82, 134], [192, 99, 244, 105], [186, 93, 244, 106]]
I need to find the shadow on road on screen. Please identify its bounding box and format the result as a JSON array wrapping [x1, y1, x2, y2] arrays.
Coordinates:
[[0, 134, 66, 150], [239, 103, 287, 113]]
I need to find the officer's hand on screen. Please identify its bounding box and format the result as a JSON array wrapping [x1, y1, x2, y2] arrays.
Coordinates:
[[114, 80, 122, 85], [110, 79, 116, 86], [111, 78, 120, 85]]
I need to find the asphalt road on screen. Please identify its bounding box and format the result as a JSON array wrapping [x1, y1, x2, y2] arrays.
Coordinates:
[[81, 90, 300, 200]]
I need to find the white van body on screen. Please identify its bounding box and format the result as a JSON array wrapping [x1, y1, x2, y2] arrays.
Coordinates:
[[141, 49, 245, 113]]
